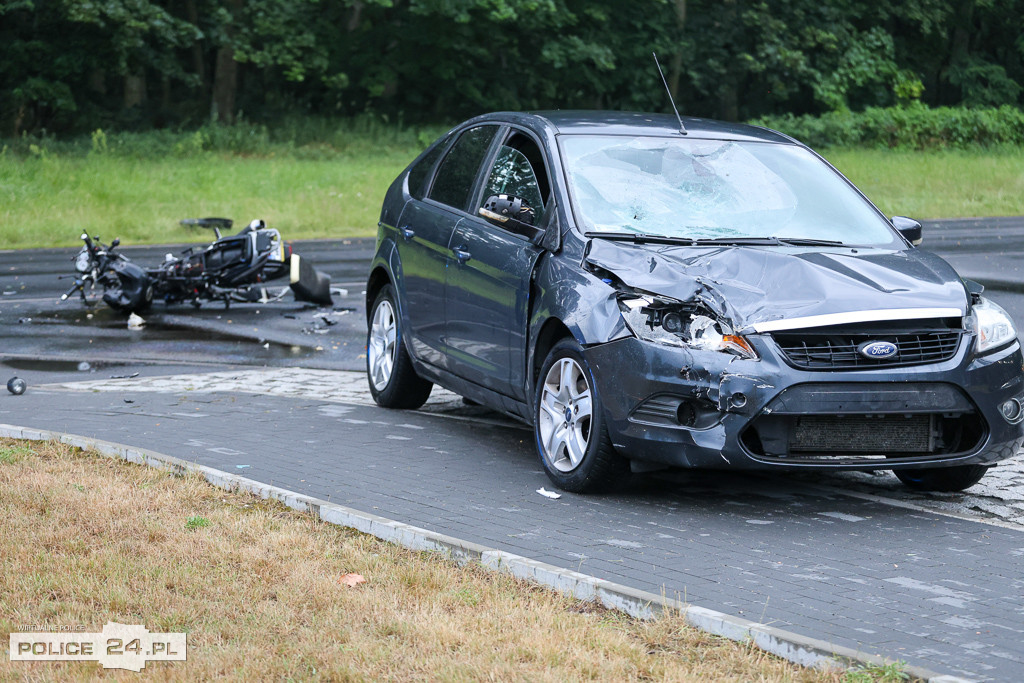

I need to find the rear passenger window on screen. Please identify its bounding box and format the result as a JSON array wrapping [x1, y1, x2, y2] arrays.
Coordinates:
[[428, 125, 498, 211], [407, 136, 449, 199]]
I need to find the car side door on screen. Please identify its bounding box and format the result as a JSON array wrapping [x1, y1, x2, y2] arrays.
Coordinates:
[[397, 124, 499, 369], [445, 128, 553, 401]]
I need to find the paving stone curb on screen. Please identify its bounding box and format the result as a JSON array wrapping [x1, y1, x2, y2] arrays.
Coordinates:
[[0, 423, 970, 683]]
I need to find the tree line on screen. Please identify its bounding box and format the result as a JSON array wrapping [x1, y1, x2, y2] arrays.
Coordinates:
[[2, 0, 1022, 137]]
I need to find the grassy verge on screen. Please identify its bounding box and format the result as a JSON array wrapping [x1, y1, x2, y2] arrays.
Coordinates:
[[3, 132, 1022, 249], [0, 152, 414, 249], [823, 147, 1024, 220], [0, 438, 849, 681]]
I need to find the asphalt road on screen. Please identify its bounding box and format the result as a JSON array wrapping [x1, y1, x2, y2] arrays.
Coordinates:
[[0, 238, 374, 371], [3, 219, 1024, 680], [2, 219, 1024, 372]]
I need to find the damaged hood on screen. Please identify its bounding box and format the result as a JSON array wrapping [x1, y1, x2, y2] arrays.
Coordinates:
[[585, 239, 969, 333]]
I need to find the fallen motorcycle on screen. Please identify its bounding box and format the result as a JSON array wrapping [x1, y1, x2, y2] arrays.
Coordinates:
[[60, 217, 332, 313]]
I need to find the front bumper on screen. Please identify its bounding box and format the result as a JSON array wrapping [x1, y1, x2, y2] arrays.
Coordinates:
[[583, 334, 1024, 471]]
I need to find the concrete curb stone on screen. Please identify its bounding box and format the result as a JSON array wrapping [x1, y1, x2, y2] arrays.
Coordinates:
[[0, 423, 971, 683]]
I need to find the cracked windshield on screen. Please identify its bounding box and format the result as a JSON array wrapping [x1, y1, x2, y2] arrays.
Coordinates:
[[560, 136, 899, 246]]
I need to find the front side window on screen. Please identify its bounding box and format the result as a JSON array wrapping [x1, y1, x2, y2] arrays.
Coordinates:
[[481, 133, 551, 225], [428, 125, 498, 211], [559, 135, 899, 246]]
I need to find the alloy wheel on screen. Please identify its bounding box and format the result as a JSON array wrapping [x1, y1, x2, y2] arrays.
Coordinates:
[[368, 299, 397, 391], [538, 357, 593, 472]]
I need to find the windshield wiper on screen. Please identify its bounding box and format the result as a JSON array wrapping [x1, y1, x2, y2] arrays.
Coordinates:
[[688, 236, 785, 246], [584, 231, 697, 246], [772, 237, 847, 247]]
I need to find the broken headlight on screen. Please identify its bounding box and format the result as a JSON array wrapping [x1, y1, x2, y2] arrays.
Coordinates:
[[618, 295, 758, 359], [969, 297, 1017, 354], [74, 248, 93, 273]]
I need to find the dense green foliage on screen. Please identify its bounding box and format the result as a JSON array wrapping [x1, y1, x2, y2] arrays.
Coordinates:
[[755, 104, 1024, 149], [3, 0, 1024, 137]]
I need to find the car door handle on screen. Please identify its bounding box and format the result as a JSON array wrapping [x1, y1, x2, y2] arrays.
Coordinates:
[[400, 226, 415, 241], [452, 246, 472, 264]]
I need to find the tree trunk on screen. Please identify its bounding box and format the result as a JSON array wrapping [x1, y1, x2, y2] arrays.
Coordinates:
[[212, 46, 238, 123], [124, 72, 146, 108], [347, 1, 364, 32], [211, 0, 244, 123], [718, 80, 739, 122], [668, 0, 687, 99], [184, 0, 207, 89]]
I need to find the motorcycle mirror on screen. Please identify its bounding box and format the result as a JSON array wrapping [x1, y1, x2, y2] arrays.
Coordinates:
[[111, 238, 120, 248]]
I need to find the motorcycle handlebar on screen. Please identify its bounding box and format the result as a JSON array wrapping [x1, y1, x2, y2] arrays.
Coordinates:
[[60, 280, 83, 301]]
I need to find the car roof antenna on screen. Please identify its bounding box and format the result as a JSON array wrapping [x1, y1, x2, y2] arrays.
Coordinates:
[[652, 52, 687, 135]]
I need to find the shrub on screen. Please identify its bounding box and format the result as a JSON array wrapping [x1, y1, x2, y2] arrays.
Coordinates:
[[751, 104, 1024, 150]]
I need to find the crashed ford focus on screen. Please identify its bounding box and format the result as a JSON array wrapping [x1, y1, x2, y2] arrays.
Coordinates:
[[365, 111, 1024, 493]]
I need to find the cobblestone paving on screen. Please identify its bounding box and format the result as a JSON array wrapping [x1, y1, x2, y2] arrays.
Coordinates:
[[47, 367, 1024, 528]]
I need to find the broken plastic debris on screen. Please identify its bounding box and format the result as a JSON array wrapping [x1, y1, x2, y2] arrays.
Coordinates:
[[110, 372, 141, 379], [339, 573, 366, 588], [77, 361, 91, 372], [7, 377, 26, 395], [536, 487, 562, 499], [127, 313, 145, 329], [235, 464, 251, 469]]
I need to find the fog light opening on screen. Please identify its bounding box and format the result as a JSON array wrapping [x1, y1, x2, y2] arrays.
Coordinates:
[[999, 398, 1023, 423], [676, 402, 697, 427], [729, 392, 747, 410]]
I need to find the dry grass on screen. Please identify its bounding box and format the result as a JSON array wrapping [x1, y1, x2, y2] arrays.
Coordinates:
[[0, 439, 844, 681]]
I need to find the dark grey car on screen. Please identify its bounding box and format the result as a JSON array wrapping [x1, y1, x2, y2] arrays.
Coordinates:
[[365, 111, 1024, 493]]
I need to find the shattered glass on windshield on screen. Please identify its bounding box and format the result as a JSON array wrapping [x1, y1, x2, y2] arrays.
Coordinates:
[[560, 136, 898, 246]]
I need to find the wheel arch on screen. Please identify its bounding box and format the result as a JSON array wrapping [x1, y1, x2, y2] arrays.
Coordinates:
[[365, 266, 391, 324], [531, 317, 574, 396]]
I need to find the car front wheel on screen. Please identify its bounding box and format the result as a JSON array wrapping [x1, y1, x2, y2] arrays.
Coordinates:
[[893, 464, 989, 492], [366, 284, 432, 409], [534, 339, 628, 493]]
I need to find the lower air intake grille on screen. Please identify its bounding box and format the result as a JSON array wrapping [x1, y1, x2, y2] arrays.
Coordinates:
[[791, 415, 932, 453]]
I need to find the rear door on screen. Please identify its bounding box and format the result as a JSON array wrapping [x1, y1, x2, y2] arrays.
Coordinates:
[[445, 129, 553, 399], [398, 124, 499, 369]]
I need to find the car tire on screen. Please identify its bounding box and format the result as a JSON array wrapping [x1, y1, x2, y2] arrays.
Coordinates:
[[366, 284, 432, 409], [893, 464, 989, 492], [534, 339, 628, 493]]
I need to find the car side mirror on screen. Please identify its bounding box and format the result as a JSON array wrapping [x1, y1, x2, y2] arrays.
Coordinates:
[[479, 194, 547, 243], [892, 216, 923, 246], [480, 194, 535, 226]]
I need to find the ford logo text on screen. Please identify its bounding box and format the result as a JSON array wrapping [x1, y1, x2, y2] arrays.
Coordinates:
[[858, 341, 899, 360]]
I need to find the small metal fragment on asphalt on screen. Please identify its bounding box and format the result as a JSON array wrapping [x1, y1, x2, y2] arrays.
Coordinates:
[[123, 399, 134, 403], [536, 487, 562, 499], [7, 377, 26, 395]]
